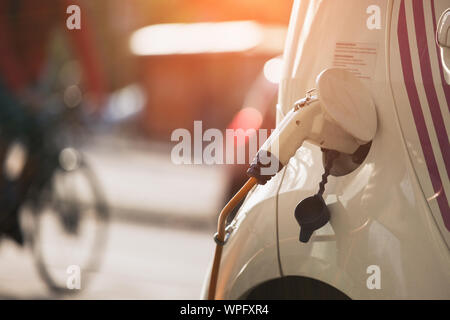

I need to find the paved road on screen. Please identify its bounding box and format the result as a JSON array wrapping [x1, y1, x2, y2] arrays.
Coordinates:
[[0, 217, 215, 299], [82, 136, 229, 223], [0, 136, 228, 299]]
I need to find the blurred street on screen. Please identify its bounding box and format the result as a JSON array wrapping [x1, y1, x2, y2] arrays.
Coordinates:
[[0, 218, 214, 300], [0, 137, 222, 299], [0, 0, 289, 300]]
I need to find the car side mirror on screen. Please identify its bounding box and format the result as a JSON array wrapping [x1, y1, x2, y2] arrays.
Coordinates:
[[437, 9, 450, 84]]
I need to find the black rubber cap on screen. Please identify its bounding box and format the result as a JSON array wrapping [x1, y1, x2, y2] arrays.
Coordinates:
[[294, 194, 330, 243]]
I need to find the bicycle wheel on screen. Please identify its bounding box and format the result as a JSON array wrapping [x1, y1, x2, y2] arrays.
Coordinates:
[[23, 149, 108, 294]]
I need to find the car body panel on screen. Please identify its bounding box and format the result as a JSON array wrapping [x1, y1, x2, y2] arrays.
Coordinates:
[[202, 0, 450, 299]]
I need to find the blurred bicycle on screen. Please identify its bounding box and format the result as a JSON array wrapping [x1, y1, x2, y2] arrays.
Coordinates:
[[0, 89, 109, 293], [0, 0, 109, 294]]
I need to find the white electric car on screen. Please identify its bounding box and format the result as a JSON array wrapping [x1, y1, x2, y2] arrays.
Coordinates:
[[202, 0, 450, 299]]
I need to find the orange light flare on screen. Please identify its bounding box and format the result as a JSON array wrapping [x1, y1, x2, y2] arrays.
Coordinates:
[[227, 107, 263, 146]]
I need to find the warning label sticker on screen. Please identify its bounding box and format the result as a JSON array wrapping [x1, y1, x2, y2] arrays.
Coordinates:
[[333, 42, 378, 80]]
